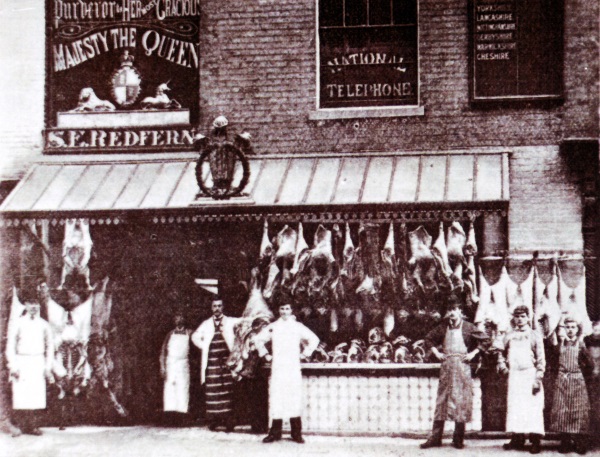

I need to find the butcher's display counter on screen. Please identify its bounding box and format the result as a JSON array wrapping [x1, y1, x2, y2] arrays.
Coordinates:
[[291, 363, 482, 434]]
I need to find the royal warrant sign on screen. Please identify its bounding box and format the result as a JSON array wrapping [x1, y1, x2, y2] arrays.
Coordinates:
[[44, 0, 200, 153]]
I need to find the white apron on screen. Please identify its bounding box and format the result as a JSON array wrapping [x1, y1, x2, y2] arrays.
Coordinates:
[[270, 320, 303, 419], [255, 318, 319, 420], [163, 333, 190, 413], [506, 335, 545, 434], [12, 355, 47, 410]]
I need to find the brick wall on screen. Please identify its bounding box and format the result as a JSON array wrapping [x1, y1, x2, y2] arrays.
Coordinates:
[[509, 146, 583, 252], [0, 0, 596, 253], [198, 0, 597, 152]]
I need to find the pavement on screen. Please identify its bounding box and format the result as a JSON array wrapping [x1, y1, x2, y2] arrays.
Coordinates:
[[0, 426, 591, 457]]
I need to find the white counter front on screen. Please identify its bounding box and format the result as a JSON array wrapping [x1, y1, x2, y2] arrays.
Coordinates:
[[292, 363, 482, 434]]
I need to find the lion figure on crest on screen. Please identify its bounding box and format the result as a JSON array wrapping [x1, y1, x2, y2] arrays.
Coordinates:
[[70, 88, 116, 112]]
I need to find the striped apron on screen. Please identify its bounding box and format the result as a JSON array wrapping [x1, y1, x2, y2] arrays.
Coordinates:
[[550, 341, 590, 434], [434, 325, 473, 422], [205, 322, 233, 421]]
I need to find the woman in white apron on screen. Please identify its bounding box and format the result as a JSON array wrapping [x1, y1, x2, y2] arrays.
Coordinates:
[[498, 306, 546, 454], [160, 314, 191, 426]]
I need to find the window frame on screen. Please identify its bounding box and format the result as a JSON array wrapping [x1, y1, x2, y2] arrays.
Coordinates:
[[313, 0, 423, 119]]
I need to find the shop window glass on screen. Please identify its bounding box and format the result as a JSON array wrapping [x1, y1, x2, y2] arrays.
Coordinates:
[[318, 0, 419, 109]]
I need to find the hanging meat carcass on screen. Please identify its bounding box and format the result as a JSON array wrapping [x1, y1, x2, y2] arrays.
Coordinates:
[[355, 224, 381, 295], [291, 225, 340, 313], [48, 273, 94, 399], [338, 223, 365, 332], [380, 223, 398, 336], [534, 263, 561, 339], [275, 225, 297, 285], [8, 287, 25, 334], [257, 219, 275, 291], [446, 222, 466, 290], [227, 269, 274, 379], [290, 223, 309, 276], [59, 219, 93, 290], [463, 221, 479, 304], [262, 225, 298, 305], [407, 226, 437, 294], [259, 221, 285, 305], [87, 278, 127, 418], [476, 266, 510, 332], [354, 224, 385, 333], [381, 223, 399, 290], [431, 222, 453, 288], [341, 223, 356, 279], [558, 262, 592, 336], [311, 226, 341, 306], [505, 265, 534, 317]]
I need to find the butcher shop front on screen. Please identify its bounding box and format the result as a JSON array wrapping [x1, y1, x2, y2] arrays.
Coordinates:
[[0, 150, 536, 434]]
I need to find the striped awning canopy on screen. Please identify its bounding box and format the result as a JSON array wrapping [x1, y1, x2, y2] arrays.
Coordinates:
[[0, 152, 509, 221]]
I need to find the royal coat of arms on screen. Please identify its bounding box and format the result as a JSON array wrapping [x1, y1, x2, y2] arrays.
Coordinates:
[[110, 51, 142, 107]]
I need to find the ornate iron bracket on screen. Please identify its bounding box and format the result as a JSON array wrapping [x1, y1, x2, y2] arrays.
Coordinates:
[[193, 116, 252, 200]]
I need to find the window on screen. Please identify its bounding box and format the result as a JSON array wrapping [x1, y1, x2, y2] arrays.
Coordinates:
[[318, 0, 419, 109]]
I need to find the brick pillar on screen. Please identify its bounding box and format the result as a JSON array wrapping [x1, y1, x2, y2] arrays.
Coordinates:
[[561, 139, 600, 321]]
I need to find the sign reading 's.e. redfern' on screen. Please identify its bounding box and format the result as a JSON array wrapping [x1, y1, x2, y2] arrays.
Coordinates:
[[44, 0, 200, 153]]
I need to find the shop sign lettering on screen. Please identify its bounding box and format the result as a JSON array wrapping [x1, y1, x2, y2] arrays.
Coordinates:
[[45, 127, 196, 151], [319, 35, 418, 109], [471, 0, 563, 101], [45, 0, 200, 153]]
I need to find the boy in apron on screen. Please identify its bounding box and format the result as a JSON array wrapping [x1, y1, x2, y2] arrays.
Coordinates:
[[498, 305, 546, 454]]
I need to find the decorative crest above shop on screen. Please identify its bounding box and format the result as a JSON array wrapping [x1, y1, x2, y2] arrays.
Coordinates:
[[193, 116, 253, 202]]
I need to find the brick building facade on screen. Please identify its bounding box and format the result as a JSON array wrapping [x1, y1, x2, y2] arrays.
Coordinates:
[[0, 0, 598, 434]]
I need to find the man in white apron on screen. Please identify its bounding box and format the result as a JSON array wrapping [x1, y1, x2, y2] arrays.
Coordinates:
[[6, 299, 54, 436], [498, 305, 546, 454], [253, 303, 319, 444], [160, 312, 191, 426]]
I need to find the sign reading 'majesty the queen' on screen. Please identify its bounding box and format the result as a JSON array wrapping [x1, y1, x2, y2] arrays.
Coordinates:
[[44, 0, 200, 153]]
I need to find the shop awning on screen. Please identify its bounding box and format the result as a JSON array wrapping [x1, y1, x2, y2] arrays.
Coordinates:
[[0, 152, 509, 221]]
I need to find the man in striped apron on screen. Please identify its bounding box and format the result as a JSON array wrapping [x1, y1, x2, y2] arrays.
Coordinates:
[[421, 297, 486, 449], [192, 299, 240, 432], [550, 317, 592, 455]]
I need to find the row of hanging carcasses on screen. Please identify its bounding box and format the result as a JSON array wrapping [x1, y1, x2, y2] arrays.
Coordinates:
[[252, 219, 593, 338], [9, 219, 127, 414], [475, 258, 592, 336], [254, 219, 479, 323]]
